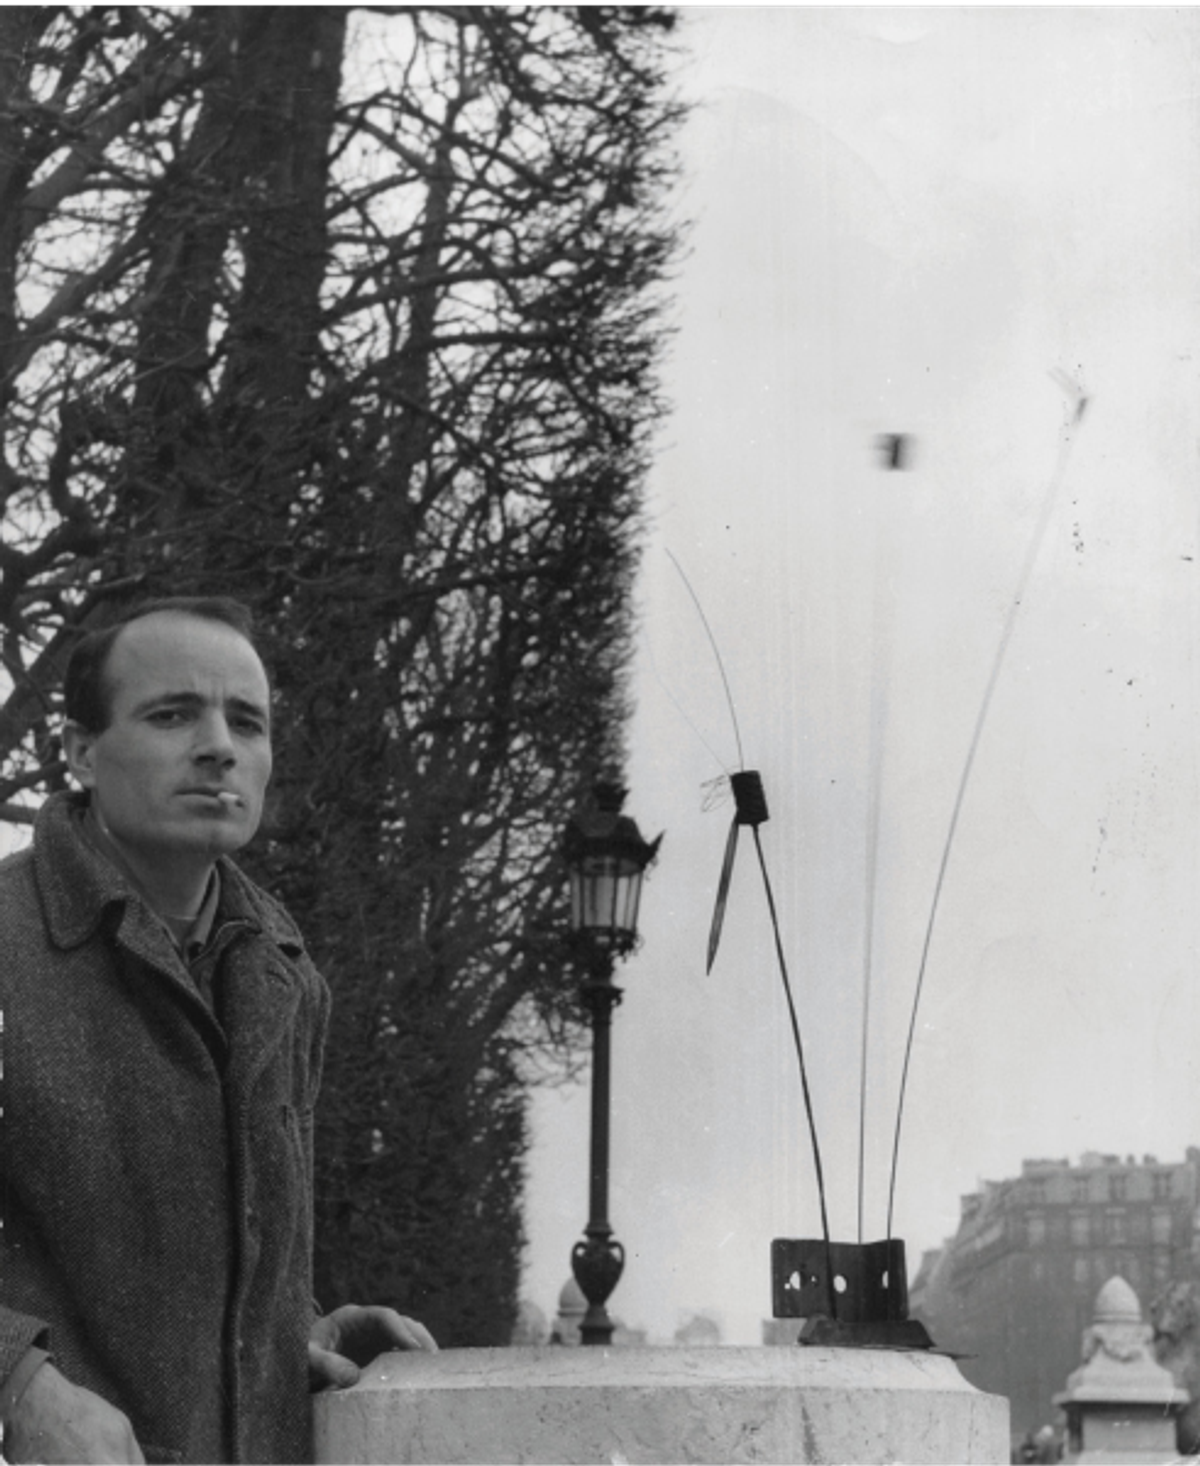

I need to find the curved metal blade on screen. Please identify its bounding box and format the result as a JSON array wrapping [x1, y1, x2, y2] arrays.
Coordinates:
[[706, 817, 741, 973]]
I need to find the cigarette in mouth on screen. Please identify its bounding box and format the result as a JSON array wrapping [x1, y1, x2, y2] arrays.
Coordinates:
[[216, 792, 241, 807]]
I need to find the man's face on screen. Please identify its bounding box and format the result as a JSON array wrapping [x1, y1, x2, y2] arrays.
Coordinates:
[[64, 611, 273, 866]]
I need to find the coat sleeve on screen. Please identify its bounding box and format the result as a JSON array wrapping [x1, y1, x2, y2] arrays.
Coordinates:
[[303, 966, 330, 1321], [0, 1309, 52, 1423], [0, 855, 55, 1414]]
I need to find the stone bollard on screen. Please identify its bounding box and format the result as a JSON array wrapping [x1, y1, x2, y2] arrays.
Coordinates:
[[1053, 1275, 1186, 1464], [313, 1344, 1009, 1464]]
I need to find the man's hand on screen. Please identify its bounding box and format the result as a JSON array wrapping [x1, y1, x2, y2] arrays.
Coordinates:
[[3, 1363, 144, 1465], [308, 1305, 437, 1392]]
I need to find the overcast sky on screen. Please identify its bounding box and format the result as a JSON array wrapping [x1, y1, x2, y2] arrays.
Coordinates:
[[523, 6, 1200, 1346]]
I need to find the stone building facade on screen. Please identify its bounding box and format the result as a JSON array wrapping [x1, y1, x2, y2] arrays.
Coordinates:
[[910, 1149, 1200, 1447]]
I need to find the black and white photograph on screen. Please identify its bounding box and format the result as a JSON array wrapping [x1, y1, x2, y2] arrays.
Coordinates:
[[1, 8, 1197, 1464]]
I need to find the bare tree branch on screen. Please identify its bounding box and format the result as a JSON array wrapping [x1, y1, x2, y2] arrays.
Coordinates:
[[0, 2, 684, 1346]]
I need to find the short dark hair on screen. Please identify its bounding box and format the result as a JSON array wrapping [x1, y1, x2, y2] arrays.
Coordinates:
[[64, 596, 264, 732]]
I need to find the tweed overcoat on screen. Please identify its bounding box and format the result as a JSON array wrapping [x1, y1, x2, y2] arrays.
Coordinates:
[[0, 791, 331, 1463]]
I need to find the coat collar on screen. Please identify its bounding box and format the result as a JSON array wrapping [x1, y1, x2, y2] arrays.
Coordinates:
[[34, 791, 304, 959]]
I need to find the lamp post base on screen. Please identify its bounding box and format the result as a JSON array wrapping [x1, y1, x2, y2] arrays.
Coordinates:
[[571, 1231, 625, 1346]]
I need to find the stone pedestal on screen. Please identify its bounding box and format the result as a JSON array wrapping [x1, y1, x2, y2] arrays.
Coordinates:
[[1053, 1276, 1186, 1464], [313, 1344, 1009, 1464]]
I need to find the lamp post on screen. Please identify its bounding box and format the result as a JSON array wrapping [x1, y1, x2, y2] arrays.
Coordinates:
[[562, 783, 661, 1346]]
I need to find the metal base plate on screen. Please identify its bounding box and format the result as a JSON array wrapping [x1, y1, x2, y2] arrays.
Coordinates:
[[797, 1314, 937, 1352], [771, 1238, 909, 1324]]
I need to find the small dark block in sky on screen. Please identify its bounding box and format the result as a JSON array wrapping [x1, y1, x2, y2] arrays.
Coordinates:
[[876, 433, 913, 470]]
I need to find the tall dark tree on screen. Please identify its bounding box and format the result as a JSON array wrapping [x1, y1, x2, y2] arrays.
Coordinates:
[[0, 6, 683, 1341]]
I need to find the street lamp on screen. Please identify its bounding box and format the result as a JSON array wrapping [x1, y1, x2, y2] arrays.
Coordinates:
[[562, 782, 661, 1346]]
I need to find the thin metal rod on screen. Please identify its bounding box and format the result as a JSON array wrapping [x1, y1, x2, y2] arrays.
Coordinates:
[[885, 388, 1088, 1242], [859, 698, 886, 1243], [666, 548, 746, 770], [642, 625, 731, 775], [859, 488, 892, 1244], [750, 824, 836, 1316]]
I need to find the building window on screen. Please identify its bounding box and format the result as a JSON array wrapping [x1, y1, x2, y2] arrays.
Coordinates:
[[1074, 1257, 1090, 1284], [1073, 1176, 1090, 1203], [1027, 1212, 1046, 1247], [1152, 1209, 1172, 1245], [1107, 1210, 1128, 1244], [1070, 1212, 1090, 1247], [1109, 1174, 1128, 1202], [1153, 1171, 1174, 1201]]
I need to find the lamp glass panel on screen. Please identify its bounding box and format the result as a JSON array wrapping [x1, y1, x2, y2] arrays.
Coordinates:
[[572, 854, 644, 943]]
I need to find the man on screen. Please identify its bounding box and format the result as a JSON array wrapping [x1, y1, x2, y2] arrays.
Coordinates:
[[0, 598, 435, 1465]]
